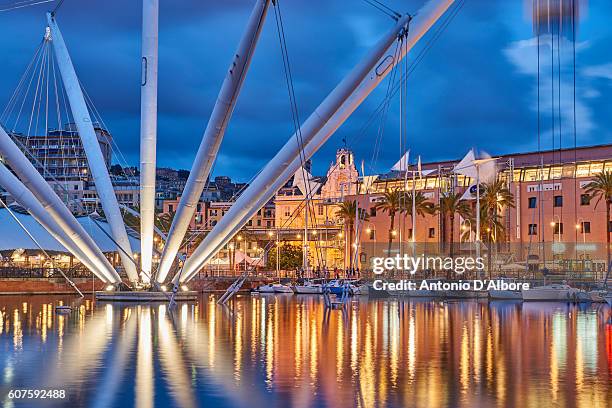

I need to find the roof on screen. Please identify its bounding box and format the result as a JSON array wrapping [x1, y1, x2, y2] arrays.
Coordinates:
[[0, 208, 140, 253]]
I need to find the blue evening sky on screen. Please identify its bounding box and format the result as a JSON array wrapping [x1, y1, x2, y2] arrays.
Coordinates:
[[0, 0, 610, 180]]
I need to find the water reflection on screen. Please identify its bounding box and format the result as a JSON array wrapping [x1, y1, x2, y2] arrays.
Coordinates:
[[0, 295, 610, 407]]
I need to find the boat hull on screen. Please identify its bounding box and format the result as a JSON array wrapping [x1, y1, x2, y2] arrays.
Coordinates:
[[489, 290, 522, 300], [294, 286, 322, 294], [522, 287, 573, 301]]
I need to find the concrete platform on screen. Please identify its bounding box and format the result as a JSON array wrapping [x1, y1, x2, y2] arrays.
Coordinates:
[[95, 290, 199, 302]]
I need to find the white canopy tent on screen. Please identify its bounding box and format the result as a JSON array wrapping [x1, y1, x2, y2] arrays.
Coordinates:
[[0, 209, 139, 253]]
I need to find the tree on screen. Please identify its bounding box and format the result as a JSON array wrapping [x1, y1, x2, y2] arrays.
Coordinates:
[[481, 180, 515, 227], [266, 243, 303, 270], [375, 189, 404, 255], [336, 200, 368, 269], [435, 192, 471, 258], [584, 170, 612, 283], [403, 191, 436, 217]]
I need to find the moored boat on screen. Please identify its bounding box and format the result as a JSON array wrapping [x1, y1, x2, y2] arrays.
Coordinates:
[[272, 283, 293, 293], [522, 283, 578, 301], [293, 281, 323, 294], [255, 284, 275, 293], [489, 278, 522, 300]]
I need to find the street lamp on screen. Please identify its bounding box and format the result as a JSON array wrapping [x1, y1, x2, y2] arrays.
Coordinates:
[[550, 214, 561, 243]]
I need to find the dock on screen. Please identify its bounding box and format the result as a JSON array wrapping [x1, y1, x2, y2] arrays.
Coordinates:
[[94, 290, 199, 302]]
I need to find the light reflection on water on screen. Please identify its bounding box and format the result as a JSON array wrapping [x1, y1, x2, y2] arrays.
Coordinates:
[[0, 295, 611, 408]]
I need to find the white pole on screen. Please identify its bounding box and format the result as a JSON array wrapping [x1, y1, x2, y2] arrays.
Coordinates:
[[0, 163, 115, 283], [47, 13, 139, 283], [139, 0, 159, 284], [412, 171, 416, 243], [0, 128, 121, 283], [178, 2, 456, 284], [156, 0, 271, 284], [475, 164, 481, 265], [304, 196, 309, 275]]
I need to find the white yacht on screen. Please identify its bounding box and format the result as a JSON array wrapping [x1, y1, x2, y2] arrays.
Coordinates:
[[255, 284, 275, 293], [522, 283, 579, 301], [489, 278, 522, 300], [293, 281, 323, 294], [272, 283, 294, 293]]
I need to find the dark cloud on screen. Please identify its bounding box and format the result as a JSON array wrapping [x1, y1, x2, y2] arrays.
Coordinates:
[[0, 0, 610, 180]]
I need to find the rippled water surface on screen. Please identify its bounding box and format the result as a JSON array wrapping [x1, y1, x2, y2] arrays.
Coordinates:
[[0, 294, 611, 407]]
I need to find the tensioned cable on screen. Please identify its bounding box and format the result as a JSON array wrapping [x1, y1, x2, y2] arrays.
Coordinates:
[[345, 0, 466, 160], [362, 0, 400, 20], [0, 0, 53, 13], [273, 0, 325, 268]]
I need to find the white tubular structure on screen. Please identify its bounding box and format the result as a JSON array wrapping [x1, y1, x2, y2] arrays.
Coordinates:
[[0, 163, 115, 283], [47, 13, 139, 283], [155, 0, 271, 284], [178, 0, 456, 284], [0, 126, 121, 283], [139, 0, 159, 284]]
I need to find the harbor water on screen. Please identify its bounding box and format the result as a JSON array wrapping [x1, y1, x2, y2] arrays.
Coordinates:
[[0, 295, 611, 407]]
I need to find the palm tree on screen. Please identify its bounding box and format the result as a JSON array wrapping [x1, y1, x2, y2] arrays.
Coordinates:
[[479, 180, 515, 277], [481, 180, 514, 220], [336, 200, 368, 269], [403, 191, 435, 240], [585, 171, 612, 284], [375, 189, 404, 255], [435, 192, 471, 258]]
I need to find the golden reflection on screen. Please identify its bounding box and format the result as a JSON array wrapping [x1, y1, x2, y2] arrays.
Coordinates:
[[208, 296, 216, 368], [295, 304, 302, 375], [308, 317, 317, 383], [136, 306, 153, 408], [0, 297, 610, 408], [407, 307, 415, 382], [336, 312, 344, 379], [234, 307, 242, 380], [12, 309, 22, 350], [157, 306, 197, 408], [460, 324, 469, 393]]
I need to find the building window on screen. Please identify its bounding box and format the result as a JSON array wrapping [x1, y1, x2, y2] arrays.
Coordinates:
[[528, 224, 537, 235], [553, 195, 563, 207], [528, 197, 537, 208], [369, 229, 375, 240], [318, 205, 324, 216], [247, 220, 252, 226], [428, 228, 435, 238], [409, 228, 413, 239], [579, 221, 591, 234], [609, 221, 612, 233], [552, 222, 563, 235], [257, 219, 261, 226], [168, 204, 174, 212], [266, 221, 272, 227], [284, 207, 291, 217], [580, 194, 590, 206], [197, 203, 201, 212], [370, 207, 377, 217]]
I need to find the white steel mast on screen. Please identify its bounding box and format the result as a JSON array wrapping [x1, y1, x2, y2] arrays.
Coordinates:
[[47, 12, 140, 283], [139, 0, 159, 284], [0, 163, 117, 283], [155, 0, 271, 284], [0, 125, 121, 283], [177, 0, 456, 284]]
